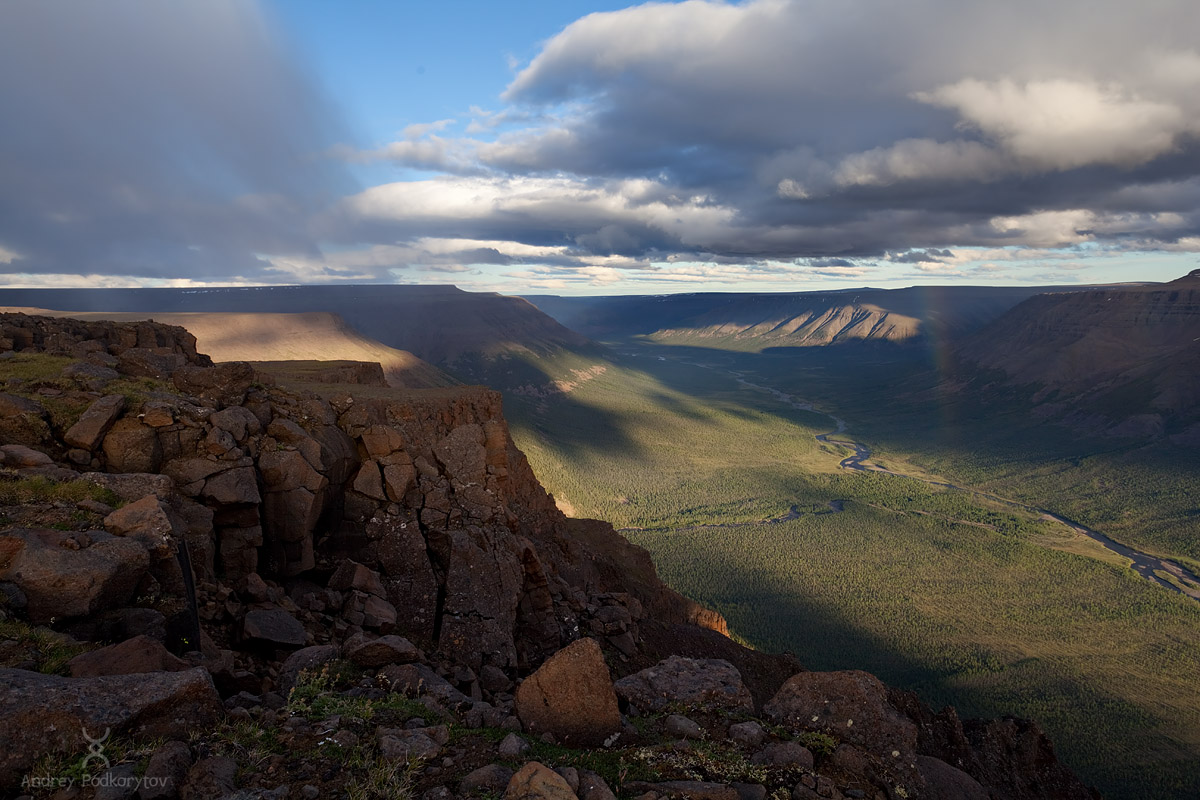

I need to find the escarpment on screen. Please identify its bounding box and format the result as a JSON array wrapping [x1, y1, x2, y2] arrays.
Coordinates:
[[0, 312, 1097, 799], [956, 271, 1200, 440], [0, 312, 718, 673]]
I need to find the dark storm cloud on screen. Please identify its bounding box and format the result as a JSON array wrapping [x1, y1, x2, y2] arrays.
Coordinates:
[[0, 1, 354, 282], [352, 0, 1200, 274]]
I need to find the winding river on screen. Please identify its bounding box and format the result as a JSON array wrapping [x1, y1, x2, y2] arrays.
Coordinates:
[[645, 351, 1200, 603]]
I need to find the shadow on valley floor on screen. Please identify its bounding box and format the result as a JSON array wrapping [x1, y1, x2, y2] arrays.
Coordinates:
[[631, 518, 1200, 800]]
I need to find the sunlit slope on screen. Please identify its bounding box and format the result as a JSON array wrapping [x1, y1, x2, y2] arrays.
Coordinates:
[[526, 284, 1077, 352], [958, 270, 1200, 438], [502, 348, 840, 528], [0, 308, 457, 389], [0, 284, 596, 368]]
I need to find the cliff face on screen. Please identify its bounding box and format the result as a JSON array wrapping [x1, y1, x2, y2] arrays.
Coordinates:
[[0, 312, 1096, 799], [957, 272, 1200, 439], [0, 312, 716, 674]]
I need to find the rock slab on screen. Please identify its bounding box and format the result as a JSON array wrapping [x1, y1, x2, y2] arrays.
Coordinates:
[[614, 655, 753, 713], [514, 638, 620, 747]]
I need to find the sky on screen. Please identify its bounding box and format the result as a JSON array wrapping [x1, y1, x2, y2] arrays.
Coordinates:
[[2, 0, 1200, 295]]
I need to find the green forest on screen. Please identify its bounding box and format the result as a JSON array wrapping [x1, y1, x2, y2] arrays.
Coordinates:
[[503, 340, 1200, 799]]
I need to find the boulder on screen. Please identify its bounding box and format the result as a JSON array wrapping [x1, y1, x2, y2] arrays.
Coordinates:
[[240, 608, 307, 648], [917, 756, 989, 800], [209, 406, 261, 442], [514, 638, 620, 747], [115, 348, 186, 379], [140, 740, 193, 800], [0, 443, 53, 467], [343, 633, 424, 668], [764, 670, 918, 760], [0, 528, 149, 623], [200, 466, 260, 505], [103, 495, 180, 559], [63, 394, 126, 451], [505, 762, 579, 800], [102, 418, 163, 474], [0, 667, 221, 787], [614, 656, 753, 713], [461, 764, 516, 795], [68, 635, 191, 677], [329, 559, 387, 599], [278, 645, 340, 694]]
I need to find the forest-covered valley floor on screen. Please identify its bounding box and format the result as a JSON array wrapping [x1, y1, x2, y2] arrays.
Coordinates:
[[500, 339, 1200, 800]]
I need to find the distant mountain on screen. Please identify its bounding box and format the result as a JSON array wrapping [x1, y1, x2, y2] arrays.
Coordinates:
[[0, 285, 598, 379], [957, 271, 1200, 441], [526, 285, 1081, 350]]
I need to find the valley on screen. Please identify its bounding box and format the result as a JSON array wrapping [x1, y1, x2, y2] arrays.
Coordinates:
[[500, 337, 1200, 800]]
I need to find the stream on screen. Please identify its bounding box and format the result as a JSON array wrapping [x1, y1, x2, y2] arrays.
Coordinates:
[[638, 350, 1200, 602]]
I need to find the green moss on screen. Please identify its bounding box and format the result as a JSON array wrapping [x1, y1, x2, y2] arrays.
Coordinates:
[[0, 474, 121, 507]]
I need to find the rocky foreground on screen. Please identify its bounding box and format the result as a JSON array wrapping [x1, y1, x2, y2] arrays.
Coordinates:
[[0, 313, 1097, 800]]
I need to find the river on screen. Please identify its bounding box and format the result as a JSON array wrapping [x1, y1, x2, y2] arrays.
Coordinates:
[[655, 353, 1200, 603]]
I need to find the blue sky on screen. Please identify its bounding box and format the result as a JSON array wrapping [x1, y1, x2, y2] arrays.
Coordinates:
[[1, 0, 1199, 294]]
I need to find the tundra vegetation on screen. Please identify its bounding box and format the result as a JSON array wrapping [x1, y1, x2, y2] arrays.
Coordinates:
[[505, 340, 1200, 799]]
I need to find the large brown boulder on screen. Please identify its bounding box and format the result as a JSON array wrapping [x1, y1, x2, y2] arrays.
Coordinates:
[[614, 655, 754, 713], [0, 667, 221, 788], [103, 495, 178, 559], [918, 756, 989, 800], [0, 392, 52, 447], [240, 608, 307, 648], [0, 528, 149, 623], [67, 635, 191, 677], [764, 670, 919, 762], [102, 417, 163, 473], [505, 762, 580, 800], [514, 638, 620, 747], [63, 394, 126, 451]]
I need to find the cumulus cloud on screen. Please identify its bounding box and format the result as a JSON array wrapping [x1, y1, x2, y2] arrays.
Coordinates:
[[914, 78, 1192, 171], [7, 0, 1200, 289], [339, 0, 1200, 279]]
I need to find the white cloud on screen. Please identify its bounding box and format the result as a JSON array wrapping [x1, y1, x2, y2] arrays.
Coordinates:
[[989, 210, 1098, 247], [833, 139, 1008, 187], [916, 78, 1192, 171]]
